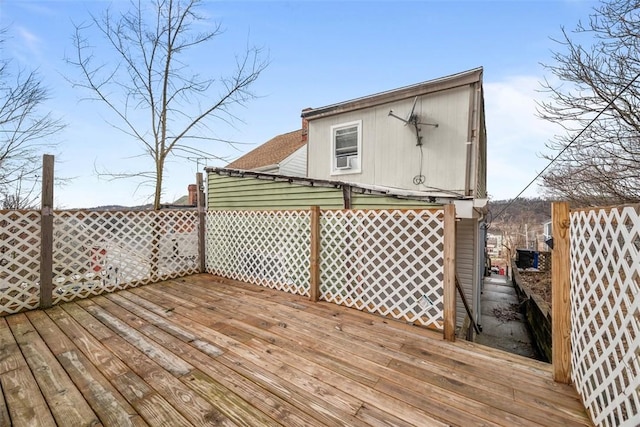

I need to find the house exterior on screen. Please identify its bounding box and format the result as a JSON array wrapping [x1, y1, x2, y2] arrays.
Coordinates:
[[301, 67, 487, 335], [487, 233, 504, 258], [226, 128, 307, 177], [207, 168, 441, 210], [302, 67, 486, 199], [210, 68, 488, 334]]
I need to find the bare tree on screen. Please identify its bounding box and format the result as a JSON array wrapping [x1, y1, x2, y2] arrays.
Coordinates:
[[0, 30, 64, 209], [537, 0, 640, 206], [67, 0, 268, 209], [0, 168, 40, 209]]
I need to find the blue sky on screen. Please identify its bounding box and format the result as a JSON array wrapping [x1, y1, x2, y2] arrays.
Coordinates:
[[1, 0, 598, 208]]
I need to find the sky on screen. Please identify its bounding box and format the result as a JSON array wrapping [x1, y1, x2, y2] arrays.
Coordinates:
[[0, 0, 600, 208]]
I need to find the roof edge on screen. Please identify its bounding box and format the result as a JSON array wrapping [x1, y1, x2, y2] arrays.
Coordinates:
[[302, 67, 483, 120], [205, 167, 467, 202], [225, 128, 304, 170]]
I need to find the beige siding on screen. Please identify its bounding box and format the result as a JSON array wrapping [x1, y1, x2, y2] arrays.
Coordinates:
[[456, 218, 477, 327], [279, 145, 307, 177], [307, 85, 471, 195], [207, 174, 343, 210], [476, 221, 487, 323]]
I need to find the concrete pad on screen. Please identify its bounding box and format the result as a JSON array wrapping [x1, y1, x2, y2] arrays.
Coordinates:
[[476, 333, 537, 358], [473, 273, 540, 360], [484, 275, 510, 283], [480, 291, 519, 305], [482, 286, 516, 296], [484, 279, 516, 289], [480, 315, 527, 336]]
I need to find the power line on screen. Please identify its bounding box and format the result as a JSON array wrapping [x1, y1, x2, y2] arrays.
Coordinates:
[[492, 70, 640, 220]]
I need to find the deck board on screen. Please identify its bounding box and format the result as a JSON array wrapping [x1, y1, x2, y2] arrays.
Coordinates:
[[0, 274, 592, 426], [165, 276, 586, 418], [6, 313, 100, 426]]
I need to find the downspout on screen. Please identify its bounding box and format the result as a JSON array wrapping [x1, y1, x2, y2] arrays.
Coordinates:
[[473, 202, 488, 339], [302, 108, 311, 178]]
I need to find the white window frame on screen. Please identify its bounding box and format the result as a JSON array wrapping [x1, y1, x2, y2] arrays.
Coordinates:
[[330, 120, 362, 175]]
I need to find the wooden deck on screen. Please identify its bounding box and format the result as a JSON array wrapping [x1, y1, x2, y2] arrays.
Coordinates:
[[0, 274, 591, 426]]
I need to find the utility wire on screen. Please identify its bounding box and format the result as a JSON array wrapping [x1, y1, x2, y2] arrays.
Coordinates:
[[492, 70, 640, 220]]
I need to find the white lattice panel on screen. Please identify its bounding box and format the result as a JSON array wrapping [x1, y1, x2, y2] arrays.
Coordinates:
[[570, 206, 640, 427], [52, 210, 199, 304], [206, 210, 311, 296], [0, 210, 41, 315], [320, 209, 445, 329]]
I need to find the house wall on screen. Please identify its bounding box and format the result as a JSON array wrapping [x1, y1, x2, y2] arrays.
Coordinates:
[[207, 174, 343, 210], [279, 145, 307, 177], [456, 218, 477, 327], [207, 173, 438, 211], [475, 220, 486, 328], [307, 85, 473, 195], [475, 91, 487, 198]]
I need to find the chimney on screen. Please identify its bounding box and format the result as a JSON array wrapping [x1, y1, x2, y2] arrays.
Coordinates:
[[188, 184, 198, 206], [301, 107, 312, 142]]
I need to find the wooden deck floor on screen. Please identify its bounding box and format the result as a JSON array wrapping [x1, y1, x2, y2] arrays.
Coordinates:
[[0, 274, 591, 426]]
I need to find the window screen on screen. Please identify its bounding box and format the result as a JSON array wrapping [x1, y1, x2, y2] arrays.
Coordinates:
[[335, 126, 358, 156]]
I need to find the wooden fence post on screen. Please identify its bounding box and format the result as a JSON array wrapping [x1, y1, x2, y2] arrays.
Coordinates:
[[342, 185, 352, 209], [309, 206, 320, 302], [552, 201, 571, 383], [196, 172, 206, 273], [39, 154, 54, 309], [443, 203, 456, 341]]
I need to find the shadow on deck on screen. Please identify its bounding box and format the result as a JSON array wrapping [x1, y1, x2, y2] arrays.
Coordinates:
[[0, 273, 591, 426]]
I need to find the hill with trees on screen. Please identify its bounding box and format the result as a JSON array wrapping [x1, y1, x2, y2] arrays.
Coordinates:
[[487, 198, 551, 235]]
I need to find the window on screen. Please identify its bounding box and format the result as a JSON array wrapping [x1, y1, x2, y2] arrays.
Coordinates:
[[331, 120, 362, 174]]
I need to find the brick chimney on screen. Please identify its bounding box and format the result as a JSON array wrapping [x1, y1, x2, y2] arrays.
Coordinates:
[[301, 107, 312, 142], [188, 184, 198, 206]]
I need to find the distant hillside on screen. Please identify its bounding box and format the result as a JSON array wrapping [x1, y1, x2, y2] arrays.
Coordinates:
[[88, 204, 152, 211], [488, 197, 552, 233], [87, 194, 189, 211]]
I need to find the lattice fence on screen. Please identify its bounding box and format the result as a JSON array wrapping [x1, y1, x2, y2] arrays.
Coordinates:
[[206, 210, 311, 296], [1, 209, 199, 314], [52, 210, 199, 304], [320, 209, 445, 329], [205, 209, 446, 327], [0, 211, 41, 315], [570, 205, 640, 427]]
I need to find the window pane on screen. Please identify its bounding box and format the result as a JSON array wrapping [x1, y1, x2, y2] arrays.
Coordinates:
[[335, 126, 358, 155]]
